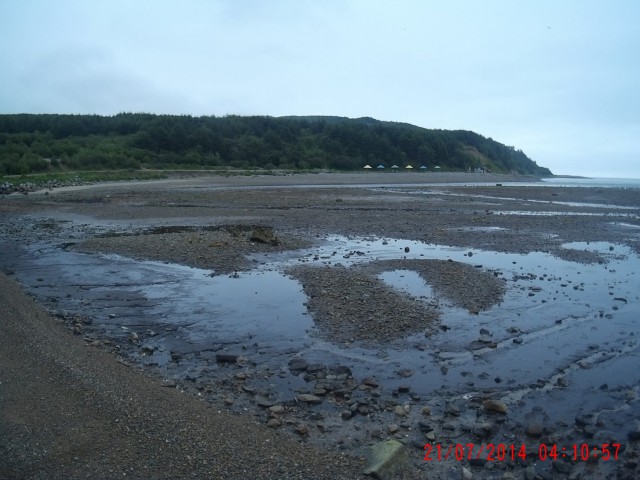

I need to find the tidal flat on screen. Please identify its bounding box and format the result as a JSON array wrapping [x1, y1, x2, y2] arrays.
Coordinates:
[[1, 172, 639, 479]]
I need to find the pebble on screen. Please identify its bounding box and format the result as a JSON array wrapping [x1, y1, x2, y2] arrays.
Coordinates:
[[297, 394, 322, 404], [483, 399, 508, 414], [526, 422, 543, 437], [266, 418, 281, 428]]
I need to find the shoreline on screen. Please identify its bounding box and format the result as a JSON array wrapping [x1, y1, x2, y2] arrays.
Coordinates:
[[1, 176, 639, 479]]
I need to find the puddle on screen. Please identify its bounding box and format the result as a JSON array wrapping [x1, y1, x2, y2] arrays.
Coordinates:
[[610, 222, 640, 229], [1, 233, 639, 449], [450, 226, 509, 233], [377, 188, 640, 211], [379, 269, 435, 300]]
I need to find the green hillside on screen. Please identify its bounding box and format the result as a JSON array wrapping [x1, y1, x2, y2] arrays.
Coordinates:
[[0, 113, 552, 176]]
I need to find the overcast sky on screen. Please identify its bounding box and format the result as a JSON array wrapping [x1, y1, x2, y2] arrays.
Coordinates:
[[1, 1, 639, 178]]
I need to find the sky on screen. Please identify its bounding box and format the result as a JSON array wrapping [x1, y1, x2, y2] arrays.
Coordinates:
[[1, 0, 639, 178]]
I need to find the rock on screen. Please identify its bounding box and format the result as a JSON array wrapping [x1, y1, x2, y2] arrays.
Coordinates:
[[552, 460, 572, 474], [575, 414, 592, 427], [628, 429, 640, 441], [255, 396, 276, 408], [215, 353, 238, 364], [269, 405, 284, 414], [396, 368, 413, 378], [483, 399, 508, 414], [473, 422, 494, 439], [524, 467, 536, 480], [294, 423, 308, 436], [341, 410, 353, 421], [462, 467, 473, 479], [161, 379, 177, 388], [444, 401, 460, 416], [362, 377, 380, 388], [223, 397, 234, 406], [306, 363, 325, 373], [417, 421, 432, 433], [357, 405, 370, 415], [526, 422, 544, 437], [266, 418, 281, 428], [170, 351, 182, 362], [249, 226, 279, 245], [421, 406, 431, 416], [388, 424, 399, 434], [363, 439, 407, 479], [288, 357, 308, 372], [297, 394, 322, 405], [393, 405, 407, 417]]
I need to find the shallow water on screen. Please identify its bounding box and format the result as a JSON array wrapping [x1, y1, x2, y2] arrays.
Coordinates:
[[1, 233, 639, 441]]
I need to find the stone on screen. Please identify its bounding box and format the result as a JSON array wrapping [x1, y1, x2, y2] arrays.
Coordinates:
[[526, 422, 544, 437], [524, 466, 536, 480], [628, 429, 640, 441], [255, 396, 276, 408], [396, 368, 413, 378], [266, 418, 281, 428], [417, 421, 432, 433], [297, 394, 322, 404], [363, 439, 407, 479], [288, 357, 308, 372], [249, 226, 278, 245], [552, 460, 572, 474], [444, 401, 460, 416], [294, 423, 308, 436], [483, 399, 507, 414], [462, 467, 473, 479], [215, 353, 238, 364], [362, 377, 380, 388], [269, 405, 284, 414], [394, 405, 407, 417], [421, 406, 431, 416], [341, 410, 353, 421], [388, 424, 399, 434]]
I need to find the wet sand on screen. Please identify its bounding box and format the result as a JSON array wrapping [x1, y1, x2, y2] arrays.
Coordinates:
[[2, 172, 640, 479]]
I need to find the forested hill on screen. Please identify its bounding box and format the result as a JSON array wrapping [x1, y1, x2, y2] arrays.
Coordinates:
[[0, 113, 552, 176]]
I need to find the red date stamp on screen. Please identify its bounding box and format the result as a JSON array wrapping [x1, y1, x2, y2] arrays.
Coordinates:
[[423, 443, 622, 462]]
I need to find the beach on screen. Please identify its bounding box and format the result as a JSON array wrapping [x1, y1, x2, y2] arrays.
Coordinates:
[[1, 172, 639, 479]]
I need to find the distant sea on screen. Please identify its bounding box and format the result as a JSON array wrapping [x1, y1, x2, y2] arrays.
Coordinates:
[[543, 177, 640, 188]]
